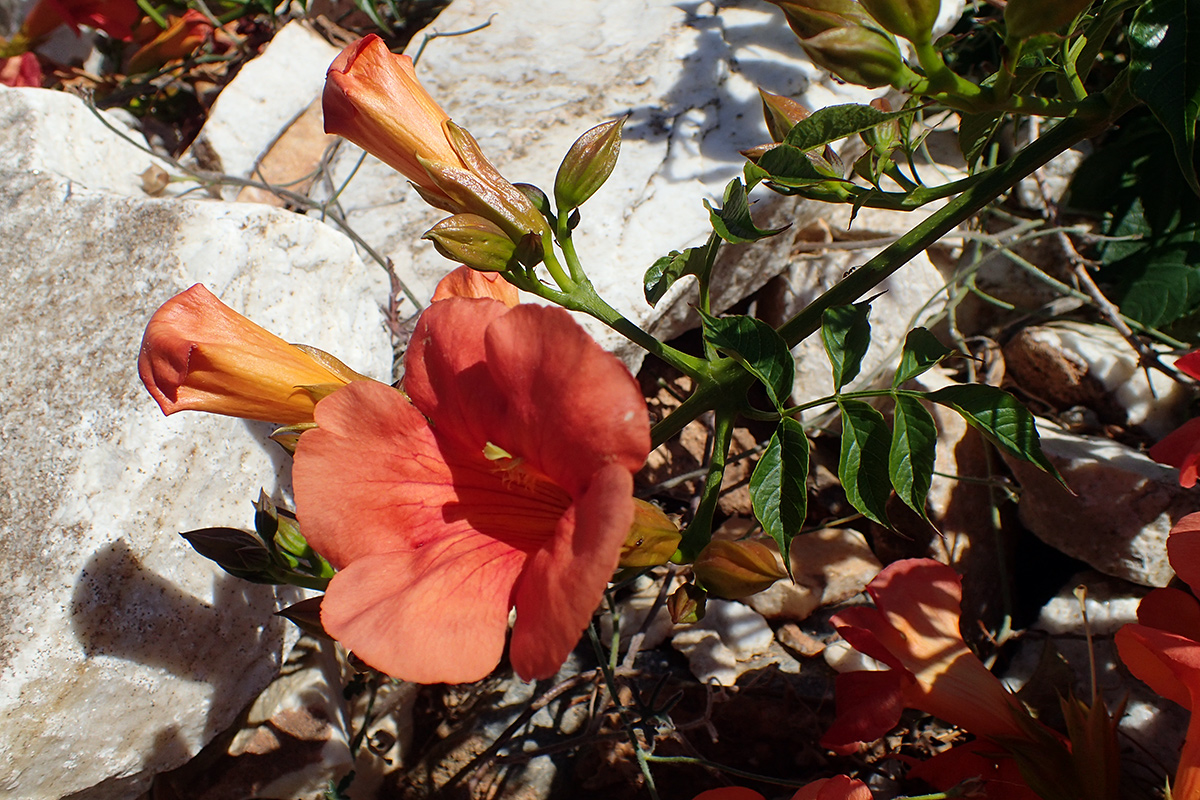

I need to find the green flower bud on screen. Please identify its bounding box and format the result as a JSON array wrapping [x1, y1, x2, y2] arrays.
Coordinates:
[[693, 538, 788, 599], [759, 89, 810, 143], [769, 0, 875, 38], [668, 583, 708, 624], [799, 25, 910, 89], [423, 214, 519, 272], [859, 0, 940, 44], [1005, 0, 1093, 39], [554, 117, 625, 213], [180, 527, 275, 583]]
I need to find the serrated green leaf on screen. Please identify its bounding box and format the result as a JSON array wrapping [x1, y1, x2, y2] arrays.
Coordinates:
[[699, 310, 795, 410], [889, 394, 937, 520], [644, 236, 718, 306], [837, 399, 892, 526], [822, 302, 873, 391], [783, 103, 911, 152], [755, 144, 840, 189], [926, 384, 1065, 483], [705, 179, 788, 244], [893, 327, 955, 386], [750, 418, 809, 570], [1129, 0, 1200, 198]]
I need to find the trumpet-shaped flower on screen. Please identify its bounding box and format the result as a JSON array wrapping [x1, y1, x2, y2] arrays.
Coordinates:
[[822, 559, 1030, 750], [138, 284, 370, 424], [430, 265, 519, 306], [322, 35, 547, 241], [292, 298, 650, 683], [127, 10, 215, 74], [693, 776, 872, 800], [1116, 512, 1200, 799], [1150, 350, 1200, 487]]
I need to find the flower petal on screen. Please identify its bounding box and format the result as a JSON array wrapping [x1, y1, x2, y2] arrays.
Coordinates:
[[1170, 513, 1200, 593], [319, 533, 525, 684], [820, 668, 907, 751], [509, 463, 634, 680], [431, 265, 519, 306], [1149, 418, 1200, 488], [482, 303, 650, 496], [791, 776, 873, 800], [693, 790, 765, 800], [1115, 623, 1195, 710], [905, 739, 1040, 800], [295, 379, 567, 568], [1178, 349, 1200, 381], [1137, 588, 1200, 642]]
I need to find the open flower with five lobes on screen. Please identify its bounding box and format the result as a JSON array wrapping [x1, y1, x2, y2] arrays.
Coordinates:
[[138, 284, 372, 425], [292, 295, 650, 683], [1116, 512, 1200, 800], [322, 34, 547, 243]]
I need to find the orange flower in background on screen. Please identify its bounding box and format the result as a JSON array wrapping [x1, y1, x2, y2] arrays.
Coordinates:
[[1150, 349, 1200, 487], [126, 10, 214, 74], [322, 35, 548, 241], [822, 559, 1030, 751], [693, 776, 873, 800], [138, 284, 371, 424], [292, 297, 650, 683], [0, 52, 41, 87], [19, 0, 139, 41], [1117, 512, 1200, 800]]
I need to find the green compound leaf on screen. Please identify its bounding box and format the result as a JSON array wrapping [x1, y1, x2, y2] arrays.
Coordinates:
[[1129, 0, 1200, 198], [750, 417, 809, 571], [752, 144, 840, 189], [782, 103, 912, 152], [893, 327, 955, 386], [837, 398, 893, 526], [822, 302, 873, 392], [706, 178, 788, 244], [889, 394, 938, 520], [644, 235, 718, 306], [699, 310, 795, 410], [925, 384, 1065, 484]]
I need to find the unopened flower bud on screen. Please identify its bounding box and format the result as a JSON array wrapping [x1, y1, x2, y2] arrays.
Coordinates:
[[269, 422, 316, 455], [618, 499, 682, 568], [693, 538, 788, 599], [859, 0, 939, 44], [759, 89, 810, 143], [180, 527, 275, 582], [554, 117, 624, 212], [1005, 0, 1093, 39], [770, 0, 875, 39], [861, 97, 902, 151], [668, 583, 708, 624], [424, 214, 519, 272], [799, 25, 909, 89], [277, 596, 331, 640]]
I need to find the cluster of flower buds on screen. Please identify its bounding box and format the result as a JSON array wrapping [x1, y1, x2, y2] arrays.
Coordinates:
[[766, 0, 923, 89]]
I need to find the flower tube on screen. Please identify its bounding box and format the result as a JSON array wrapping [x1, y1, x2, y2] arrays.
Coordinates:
[[138, 284, 370, 425]]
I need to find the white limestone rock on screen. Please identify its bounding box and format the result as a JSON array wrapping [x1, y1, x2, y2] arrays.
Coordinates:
[[0, 86, 391, 800], [185, 20, 341, 194], [671, 599, 797, 685], [315, 0, 883, 368]]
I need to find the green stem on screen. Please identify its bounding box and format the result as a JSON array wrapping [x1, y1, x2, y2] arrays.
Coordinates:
[[677, 408, 736, 561], [775, 91, 1137, 351], [540, 240, 575, 292], [650, 360, 753, 449]]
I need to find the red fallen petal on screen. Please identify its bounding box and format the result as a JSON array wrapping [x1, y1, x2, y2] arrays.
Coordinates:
[[1116, 624, 1195, 709], [0, 53, 42, 86], [791, 776, 873, 800], [693, 790, 765, 800], [1138, 588, 1200, 642], [431, 266, 519, 306], [482, 303, 650, 497], [509, 463, 634, 680], [295, 379, 567, 569], [319, 533, 525, 684], [1178, 349, 1200, 381], [820, 668, 906, 750], [1171, 514, 1200, 592], [1150, 418, 1200, 488], [830, 605, 908, 672], [906, 739, 1039, 800]]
